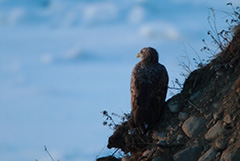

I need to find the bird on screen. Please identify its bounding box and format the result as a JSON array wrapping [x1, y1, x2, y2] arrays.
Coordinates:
[[130, 47, 168, 133]]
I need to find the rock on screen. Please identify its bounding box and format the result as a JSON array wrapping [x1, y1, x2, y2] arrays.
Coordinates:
[[173, 144, 203, 161], [223, 114, 232, 124], [228, 138, 235, 145], [198, 147, 217, 161], [142, 149, 151, 157], [122, 155, 130, 161], [215, 135, 228, 150], [168, 101, 181, 113], [205, 121, 225, 141], [220, 140, 240, 161], [170, 126, 179, 134], [157, 132, 166, 141], [128, 129, 136, 135], [182, 116, 206, 138], [178, 112, 190, 121], [152, 132, 166, 140], [152, 131, 159, 140], [190, 91, 200, 100]]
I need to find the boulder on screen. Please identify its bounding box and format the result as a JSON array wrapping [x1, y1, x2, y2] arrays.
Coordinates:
[[182, 116, 206, 138], [205, 121, 225, 141], [198, 147, 217, 161]]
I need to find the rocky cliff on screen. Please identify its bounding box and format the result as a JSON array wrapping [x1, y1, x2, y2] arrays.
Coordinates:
[[98, 24, 240, 161]]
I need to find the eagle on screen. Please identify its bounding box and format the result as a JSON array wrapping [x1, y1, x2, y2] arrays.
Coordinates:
[[130, 47, 168, 132]]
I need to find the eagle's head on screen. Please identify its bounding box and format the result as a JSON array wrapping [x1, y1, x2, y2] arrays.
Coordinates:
[[136, 47, 159, 63]]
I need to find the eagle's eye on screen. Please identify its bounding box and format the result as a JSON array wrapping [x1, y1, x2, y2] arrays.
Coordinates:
[[141, 48, 146, 53]]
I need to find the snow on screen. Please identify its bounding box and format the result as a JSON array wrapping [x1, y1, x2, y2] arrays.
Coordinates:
[[0, 0, 237, 160]]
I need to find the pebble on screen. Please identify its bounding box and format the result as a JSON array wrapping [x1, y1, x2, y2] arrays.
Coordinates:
[[168, 101, 181, 113], [205, 121, 224, 141], [152, 131, 159, 140], [173, 144, 203, 161], [152, 132, 166, 141], [178, 112, 190, 121], [157, 132, 166, 140], [223, 114, 232, 124], [182, 116, 206, 138], [142, 149, 151, 157], [228, 138, 235, 145], [190, 91, 200, 100], [198, 147, 217, 161]]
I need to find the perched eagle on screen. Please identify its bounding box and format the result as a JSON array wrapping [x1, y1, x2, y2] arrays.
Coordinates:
[[130, 47, 168, 132]]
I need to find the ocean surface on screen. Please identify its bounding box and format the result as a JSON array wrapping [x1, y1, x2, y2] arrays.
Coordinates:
[[0, 0, 238, 160]]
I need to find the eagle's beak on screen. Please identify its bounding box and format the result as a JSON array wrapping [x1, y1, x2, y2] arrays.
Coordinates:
[[136, 53, 142, 58]]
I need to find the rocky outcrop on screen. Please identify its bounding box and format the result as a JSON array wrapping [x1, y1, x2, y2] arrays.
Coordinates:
[[98, 24, 240, 161]]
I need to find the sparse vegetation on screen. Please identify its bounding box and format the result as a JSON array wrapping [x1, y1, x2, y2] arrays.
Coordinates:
[[202, 3, 240, 54], [102, 110, 131, 130], [36, 146, 59, 161], [170, 3, 240, 96]]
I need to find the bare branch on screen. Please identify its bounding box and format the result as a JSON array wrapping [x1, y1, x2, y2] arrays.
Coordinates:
[[44, 145, 55, 161]]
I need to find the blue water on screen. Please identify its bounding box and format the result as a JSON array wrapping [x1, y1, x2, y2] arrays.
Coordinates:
[[0, 0, 237, 160]]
